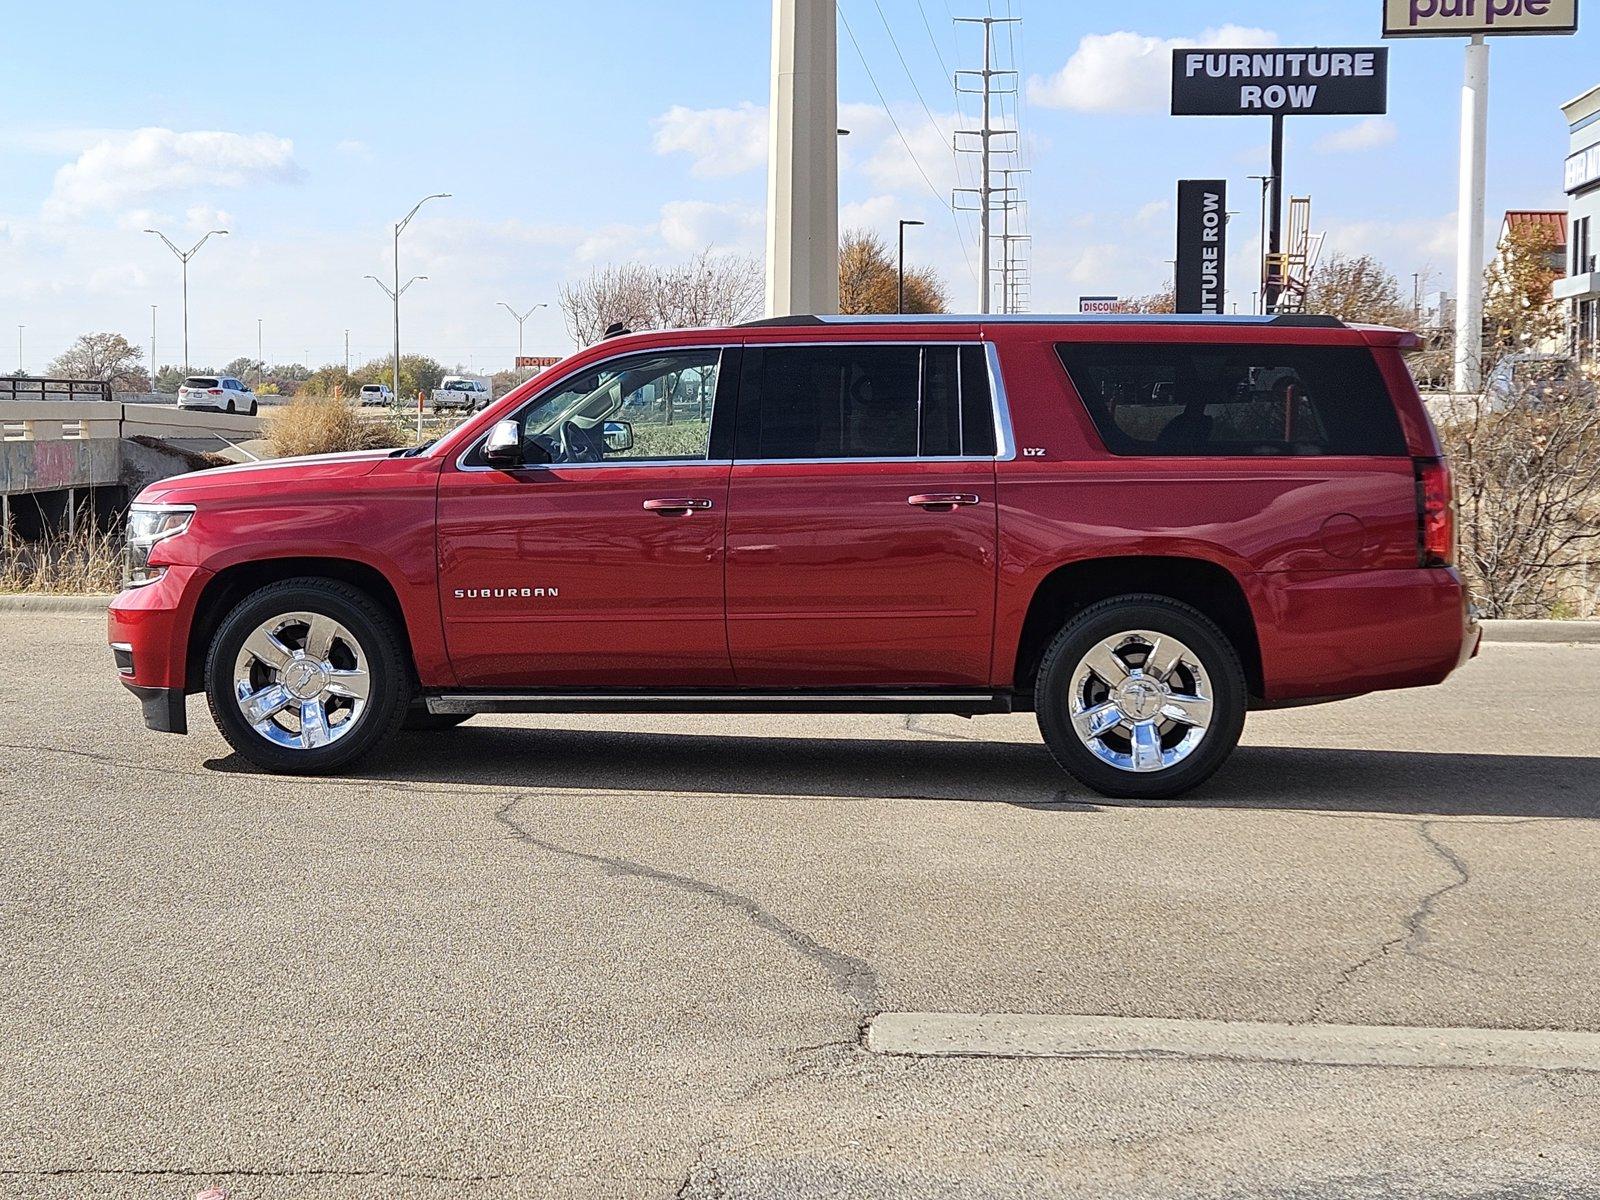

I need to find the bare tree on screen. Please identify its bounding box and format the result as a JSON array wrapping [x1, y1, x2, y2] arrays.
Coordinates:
[[1441, 384, 1600, 618], [47, 332, 151, 391], [1114, 285, 1176, 315], [650, 248, 765, 329], [558, 249, 763, 348], [837, 228, 948, 315], [1302, 252, 1412, 327]]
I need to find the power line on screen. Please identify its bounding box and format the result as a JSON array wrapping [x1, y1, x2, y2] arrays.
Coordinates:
[[837, 1, 977, 283]]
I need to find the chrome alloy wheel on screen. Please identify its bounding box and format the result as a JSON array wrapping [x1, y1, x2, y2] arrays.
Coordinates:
[[1067, 630, 1214, 774], [231, 611, 371, 750]]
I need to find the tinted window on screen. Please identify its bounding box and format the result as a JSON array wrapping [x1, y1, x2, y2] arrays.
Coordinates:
[[1056, 343, 1407, 457], [960, 345, 997, 456], [185, 377, 219, 388], [736, 344, 998, 460]]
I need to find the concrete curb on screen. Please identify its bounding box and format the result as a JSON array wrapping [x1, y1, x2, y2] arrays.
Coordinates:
[[0, 594, 111, 614], [1480, 619, 1600, 645], [0, 596, 1596, 643]]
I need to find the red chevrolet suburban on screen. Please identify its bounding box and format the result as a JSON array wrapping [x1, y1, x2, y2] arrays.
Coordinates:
[[109, 315, 1478, 798]]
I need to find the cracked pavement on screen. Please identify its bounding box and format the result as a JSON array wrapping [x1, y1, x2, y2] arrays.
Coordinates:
[[3, 613, 1600, 1198]]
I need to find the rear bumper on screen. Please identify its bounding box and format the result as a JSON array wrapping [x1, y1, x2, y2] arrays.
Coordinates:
[[1254, 567, 1478, 704]]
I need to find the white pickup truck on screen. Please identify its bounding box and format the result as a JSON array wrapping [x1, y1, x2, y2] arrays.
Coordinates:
[[431, 375, 493, 412]]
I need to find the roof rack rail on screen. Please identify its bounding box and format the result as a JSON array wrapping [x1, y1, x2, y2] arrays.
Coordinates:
[[738, 313, 1351, 329]]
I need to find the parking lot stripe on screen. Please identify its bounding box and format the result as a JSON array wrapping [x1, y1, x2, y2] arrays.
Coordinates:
[[867, 1013, 1600, 1072]]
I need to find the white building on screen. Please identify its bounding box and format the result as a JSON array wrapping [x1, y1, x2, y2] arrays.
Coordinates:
[[1554, 85, 1600, 363]]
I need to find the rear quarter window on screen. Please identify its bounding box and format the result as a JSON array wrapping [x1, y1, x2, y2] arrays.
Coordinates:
[[1055, 342, 1407, 457]]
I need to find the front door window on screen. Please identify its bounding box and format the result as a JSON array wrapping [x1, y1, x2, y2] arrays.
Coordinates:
[[489, 349, 722, 466]]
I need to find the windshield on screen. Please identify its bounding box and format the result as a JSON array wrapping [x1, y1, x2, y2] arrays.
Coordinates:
[[444, 380, 475, 391], [185, 377, 218, 388]]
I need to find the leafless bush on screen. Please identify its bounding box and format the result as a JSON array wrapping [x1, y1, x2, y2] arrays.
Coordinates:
[[268, 395, 403, 459], [559, 248, 763, 347], [1439, 383, 1600, 618]]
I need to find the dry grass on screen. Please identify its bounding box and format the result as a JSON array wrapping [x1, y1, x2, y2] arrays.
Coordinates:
[[0, 522, 124, 594], [268, 395, 403, 459]]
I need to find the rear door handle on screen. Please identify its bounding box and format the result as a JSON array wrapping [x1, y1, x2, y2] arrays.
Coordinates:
[[908, 493, 981, 510], [643, 497, 714, 513]]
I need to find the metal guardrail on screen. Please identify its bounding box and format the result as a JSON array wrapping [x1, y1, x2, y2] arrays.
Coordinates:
[[0, 377, 113, 403]]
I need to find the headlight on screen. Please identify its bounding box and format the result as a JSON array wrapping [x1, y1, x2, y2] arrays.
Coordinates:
[[125, 503, 195, 586]]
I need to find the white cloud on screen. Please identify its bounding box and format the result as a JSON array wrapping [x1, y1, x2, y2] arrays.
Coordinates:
[[1028, 25, 1279, 114], [45, 128, 301, 218], [335, 138, 374, 160], [657, 200, 764, 255], [1316, 117, 1398, 155], [652, 103, 769, 177], [185, 204, 232, 231]]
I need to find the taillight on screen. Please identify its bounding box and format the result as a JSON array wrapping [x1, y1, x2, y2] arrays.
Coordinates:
[[209, 388, 223, 395], [1415, 457, 1455, 568]]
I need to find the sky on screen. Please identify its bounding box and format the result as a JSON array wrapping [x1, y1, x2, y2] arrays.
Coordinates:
[[1, 0, 1595, 375]]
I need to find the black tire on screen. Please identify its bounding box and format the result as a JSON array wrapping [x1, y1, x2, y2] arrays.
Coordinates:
[[403, 707, 472, 732], [1035, 595, 1247, 800], [226, 399, 235, 414], [248, 400, 258, 416], [204, 578, 412, 774]]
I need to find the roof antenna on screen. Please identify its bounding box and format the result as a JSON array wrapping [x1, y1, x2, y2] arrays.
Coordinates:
[[603, 322, 632, 340]]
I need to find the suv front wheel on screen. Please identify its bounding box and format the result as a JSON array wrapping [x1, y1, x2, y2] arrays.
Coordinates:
[[1036, 595, 1247, 800], [204, 578, 411, 774]]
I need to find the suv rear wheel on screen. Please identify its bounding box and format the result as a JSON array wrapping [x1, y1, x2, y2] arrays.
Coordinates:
[[1036, 595, 1246, 800], [204, 578, 410, 774]]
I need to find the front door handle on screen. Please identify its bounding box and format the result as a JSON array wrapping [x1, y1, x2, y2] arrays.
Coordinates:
[[643, 497, 714, 514], [908, 493, 981, 510]]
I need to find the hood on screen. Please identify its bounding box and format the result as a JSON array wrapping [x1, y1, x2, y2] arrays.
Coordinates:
[[137, 448, 395, 504]]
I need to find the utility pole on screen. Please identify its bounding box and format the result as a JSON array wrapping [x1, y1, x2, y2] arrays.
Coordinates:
[[498, 301, 547, 358], [896, 220, 925, 314], [1248, 175, 1271, 313], [150, 305, 157, 388], [144, 227, 228, 373], [256, 318, 263, 389], [344, 329, 350, 374], [389, 193, 450, 425], [16, 326, 22, 374], [954, 15, 1019, 314], [1454, 35, 1489, 394], [995, 167, 1030, 314], [765, 0, 839, 317]]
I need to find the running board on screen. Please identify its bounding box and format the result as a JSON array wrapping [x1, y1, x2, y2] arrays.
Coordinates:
[[425, 691, 1014, 717]]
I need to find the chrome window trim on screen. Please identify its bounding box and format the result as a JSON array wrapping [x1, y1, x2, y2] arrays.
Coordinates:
[[453, 337, 1016, 472]]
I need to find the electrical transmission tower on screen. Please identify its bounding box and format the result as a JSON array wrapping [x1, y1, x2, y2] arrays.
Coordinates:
[[952, 15, 1019, 315], [995, 167, 1031, 314]]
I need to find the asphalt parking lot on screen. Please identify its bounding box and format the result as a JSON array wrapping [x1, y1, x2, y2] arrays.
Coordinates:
[[2, 611, 1598, 1199]]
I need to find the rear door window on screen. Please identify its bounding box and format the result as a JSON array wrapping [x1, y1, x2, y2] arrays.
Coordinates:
[[1055, 343, 1407, 457], [735, 344, 997, 460]]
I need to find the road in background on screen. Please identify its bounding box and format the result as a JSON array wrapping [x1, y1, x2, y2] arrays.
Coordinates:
[[2, 614, 1597, 1198]]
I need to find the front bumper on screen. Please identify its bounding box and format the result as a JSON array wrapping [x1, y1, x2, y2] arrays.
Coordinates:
[[120, 682, 188, 734], [108, 563, 212, 734]]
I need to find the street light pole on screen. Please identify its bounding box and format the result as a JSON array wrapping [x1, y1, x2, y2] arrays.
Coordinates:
[[256, 318, 263, 389], [144, 228, 228, 373], [150, 305, 157, 388], [390, 193, 450, 423], [16, 326, 22, 374], [497, 301, 547, 359], [368, 274, 429, 438], [896, 220, 925, 314]]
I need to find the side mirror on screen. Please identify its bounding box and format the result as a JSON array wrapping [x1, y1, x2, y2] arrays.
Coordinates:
[[602, 420, 633, 452], [482, 419, 522, 468]]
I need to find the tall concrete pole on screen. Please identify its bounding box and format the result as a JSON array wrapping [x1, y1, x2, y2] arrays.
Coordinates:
[[1454, 36, 1489, 394], [765, 0, 839, 317]]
